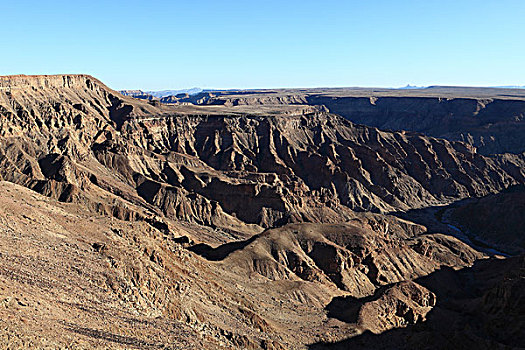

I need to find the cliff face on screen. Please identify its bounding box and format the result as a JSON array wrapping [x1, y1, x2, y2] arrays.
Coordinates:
[[202, 91, 525, 155], [0, 74, 101, 89], [307, 95, 525, 155], [0, 75, 523, 349], [118, 112, 523, 223]]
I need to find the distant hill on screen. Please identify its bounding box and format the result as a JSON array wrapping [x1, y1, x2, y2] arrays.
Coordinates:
[[146, 88, 203, 98], [120, 88, 203, 100]]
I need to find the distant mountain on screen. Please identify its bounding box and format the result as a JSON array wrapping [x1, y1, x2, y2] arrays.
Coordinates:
[[398, 84, 426, 89], [146, 88, 203, 98], [120, 88, 204, 100]]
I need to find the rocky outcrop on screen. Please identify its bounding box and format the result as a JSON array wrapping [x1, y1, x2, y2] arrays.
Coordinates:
[[355, 281, 436, 334], [311, 255, 525, 350]]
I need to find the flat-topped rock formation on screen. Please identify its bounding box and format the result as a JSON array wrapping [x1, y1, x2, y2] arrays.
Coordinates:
[[168, 87, 525, 155]]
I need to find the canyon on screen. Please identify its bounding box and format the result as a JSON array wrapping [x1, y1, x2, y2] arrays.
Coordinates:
[[128, 86, 525, 155], [0, 75, 523, 349]]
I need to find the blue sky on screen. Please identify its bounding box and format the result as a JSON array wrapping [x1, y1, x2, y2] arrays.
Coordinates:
[[1, 0, 524, 90]]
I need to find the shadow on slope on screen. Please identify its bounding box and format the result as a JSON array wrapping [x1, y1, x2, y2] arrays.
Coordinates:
[[391, 184, 525, 256], [188, 235, 260, 261], [309, 255, 525, 349]]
